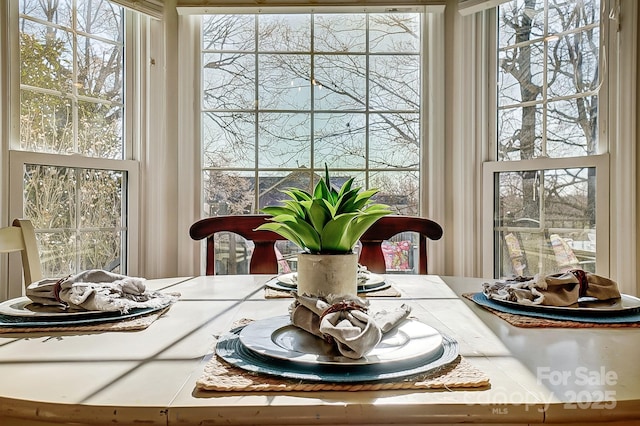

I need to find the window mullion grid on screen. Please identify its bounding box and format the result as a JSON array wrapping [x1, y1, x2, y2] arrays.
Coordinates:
[[540, 0, 549, 159], [364, 13, 370, 189], [71, 0, 82, 269], [253, 15, 260, 212], [310, 13, 315, 187]]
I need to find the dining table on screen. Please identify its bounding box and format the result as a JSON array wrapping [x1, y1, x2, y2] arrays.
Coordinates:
[[0, 274, 639, 425]]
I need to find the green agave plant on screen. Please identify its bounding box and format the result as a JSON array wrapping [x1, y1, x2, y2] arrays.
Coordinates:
[[256, 167, 392, 254]]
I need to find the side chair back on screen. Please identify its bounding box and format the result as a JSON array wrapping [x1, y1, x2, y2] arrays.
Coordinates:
[[190, 214, 443, 276], [359, 215, 443, 274], [189, 215, 286, 275], [0, 219, 43, 293]]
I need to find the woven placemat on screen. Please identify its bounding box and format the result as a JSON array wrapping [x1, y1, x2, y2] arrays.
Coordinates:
[[463, 293, 640, 328], [196, 352, 488, 392], [0, 306, 171, 335], [265, 285, 401, 299], [197, 318, 489, 392]]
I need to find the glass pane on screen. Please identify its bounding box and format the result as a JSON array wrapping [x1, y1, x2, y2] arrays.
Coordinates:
[[20, 91, 73, 153], [258, 113, 311, 168], [78, 101, 123, 159], [370, 170, 419, 216], [203, 170, 255, 216], [497, 0, 544, 47], [314, 14, 366, 52], [203, 53, 255, 110], [38, 230, 75, 278], [497, 43, 544, 107], [79, 230, 122, 272], [76, 35, 123, 100], [24, 165, 76, 229], [494, 168, 596, 278], [369, 54, 419, 111], [313, 113, 366, 168], [369, 113, 420, 168], [23, 164, 125, 276], [203, 15, 255, 51], [497, 105, 543, 161], [259, 54, 310, 110], [19, 0, 72, 27], [202, 112, 255, 168], [20, 21, 73, 92], [79, 169, 123, 228], [258, 15, 310, 52], [369, 13, 420, 53], [314, 55, 366, 111], [213, 232, 253, 274], [548, 0, 600, 35], [258, 170, 314, 209], [547, 98, 596, 157], [547, 29, 599, 99], [77, 0, 123, 41]]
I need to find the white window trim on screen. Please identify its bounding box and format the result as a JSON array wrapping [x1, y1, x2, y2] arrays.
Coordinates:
[[477, 0, 638, 295], [2, 5, 142, 298], [482, 154, 610, 278], [176, 6, 448, 276]]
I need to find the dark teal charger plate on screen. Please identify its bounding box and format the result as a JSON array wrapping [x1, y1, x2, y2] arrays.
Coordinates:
[[0, 304, 166, 328], [264, 277, 391, 294], [216, 320, 459, 382], [471, 292, 640, 323]]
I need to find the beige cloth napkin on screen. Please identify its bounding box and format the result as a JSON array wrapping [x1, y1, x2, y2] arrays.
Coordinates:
[[289, 293, 411, 359], [26, 269, 179, 313], [483, 270, 621, 307]]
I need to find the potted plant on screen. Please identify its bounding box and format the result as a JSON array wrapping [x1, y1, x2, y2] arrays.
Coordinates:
[[256, 166, 392, 297]]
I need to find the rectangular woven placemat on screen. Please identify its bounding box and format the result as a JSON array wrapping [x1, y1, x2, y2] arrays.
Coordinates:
[[463, 293, 640, 328]]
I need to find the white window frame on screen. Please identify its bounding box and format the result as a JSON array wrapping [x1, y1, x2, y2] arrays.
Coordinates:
[[2, 2, 141, 299], [176, 6, 447, 276], [480, 0, 638, 295]]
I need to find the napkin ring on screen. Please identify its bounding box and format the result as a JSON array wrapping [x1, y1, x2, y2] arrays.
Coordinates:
[[319, 300, 368, 322], [569, 269, 589, 297], [53, 274, 72, 307]]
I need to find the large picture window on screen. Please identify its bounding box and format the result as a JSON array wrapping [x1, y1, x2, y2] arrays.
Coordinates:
[[486, 0, 607, 278], [199, 11, 424, 273]]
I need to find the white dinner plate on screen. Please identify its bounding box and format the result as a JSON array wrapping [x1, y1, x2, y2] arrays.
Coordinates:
[[238, 315, 443, 366], [0, 296, 116, 318]]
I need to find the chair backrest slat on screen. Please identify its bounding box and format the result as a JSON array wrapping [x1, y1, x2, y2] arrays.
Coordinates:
[[0, 219, 43, 293]]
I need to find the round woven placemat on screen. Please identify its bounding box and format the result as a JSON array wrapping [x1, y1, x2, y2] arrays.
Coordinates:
[[463, 293, 640, 328], [196, 351, 487, 392], [197, 319, 489, 393]]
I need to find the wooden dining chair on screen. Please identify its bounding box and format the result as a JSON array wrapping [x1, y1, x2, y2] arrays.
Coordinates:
[[359, 215, 443, 274], [0, 219, 43, 293], [189, 215, 287, 275], [190, 214, 443, 276]]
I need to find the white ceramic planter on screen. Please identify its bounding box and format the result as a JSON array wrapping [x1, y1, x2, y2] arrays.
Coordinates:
[[296, 253, 358, 298]]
